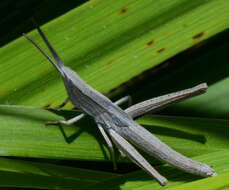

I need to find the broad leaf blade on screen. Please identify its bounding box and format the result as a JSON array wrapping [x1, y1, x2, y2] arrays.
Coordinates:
[[0, 105, 228, 161], [0, 157, 121, 189], [168, 77, 229, 118], [0, 0, 229, 107], [0, 0, 229, 189], [127, 29, 229, 119], [137, 115, 229, 157], [0, 105, 107, 160], [86, 150, 229, 190], [166, 172, 229, 190]]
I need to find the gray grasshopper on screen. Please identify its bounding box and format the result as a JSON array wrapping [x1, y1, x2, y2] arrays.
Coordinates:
[[23, 25, 216, 186]]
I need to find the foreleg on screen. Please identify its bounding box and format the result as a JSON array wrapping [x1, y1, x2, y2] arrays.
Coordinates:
[[47, 97, 70, 110]]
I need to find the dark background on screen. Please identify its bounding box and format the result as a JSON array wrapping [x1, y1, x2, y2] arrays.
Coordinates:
[[0, 0, 88, 47]]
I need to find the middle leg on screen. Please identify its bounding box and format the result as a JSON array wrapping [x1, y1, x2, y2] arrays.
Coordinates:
[[45, 95, 132, 126]]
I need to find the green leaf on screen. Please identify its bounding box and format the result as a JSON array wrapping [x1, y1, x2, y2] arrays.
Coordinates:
[[0, 105, 107, 160], [10, 150, 221, 190], [0, 105, 229, 161], [1, 0, 229, 189], [137, 115, 229, 157], [169, 76, 229, 118], [84, 150, 229, 190], [0, 0, 229, 107], [127, 28, 229, 119], [0, 157, 121, 189], [166, 172, 229, 190]]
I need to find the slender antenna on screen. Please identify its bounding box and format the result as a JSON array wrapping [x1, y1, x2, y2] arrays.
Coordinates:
[[32, 19, 64, 67], [23, 33, 63, 75]]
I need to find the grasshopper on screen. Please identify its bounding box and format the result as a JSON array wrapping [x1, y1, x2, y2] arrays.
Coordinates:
[[23, 24, 216, 186]]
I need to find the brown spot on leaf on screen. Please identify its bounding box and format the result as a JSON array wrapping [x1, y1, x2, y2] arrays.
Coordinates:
[[157, 48, 165, 53], [106, 61, 114, 66], [120, 7, 128, 14], [192, 32, 204, 40], [147, 40, 154, 46], [44, 104, 51, 109]]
